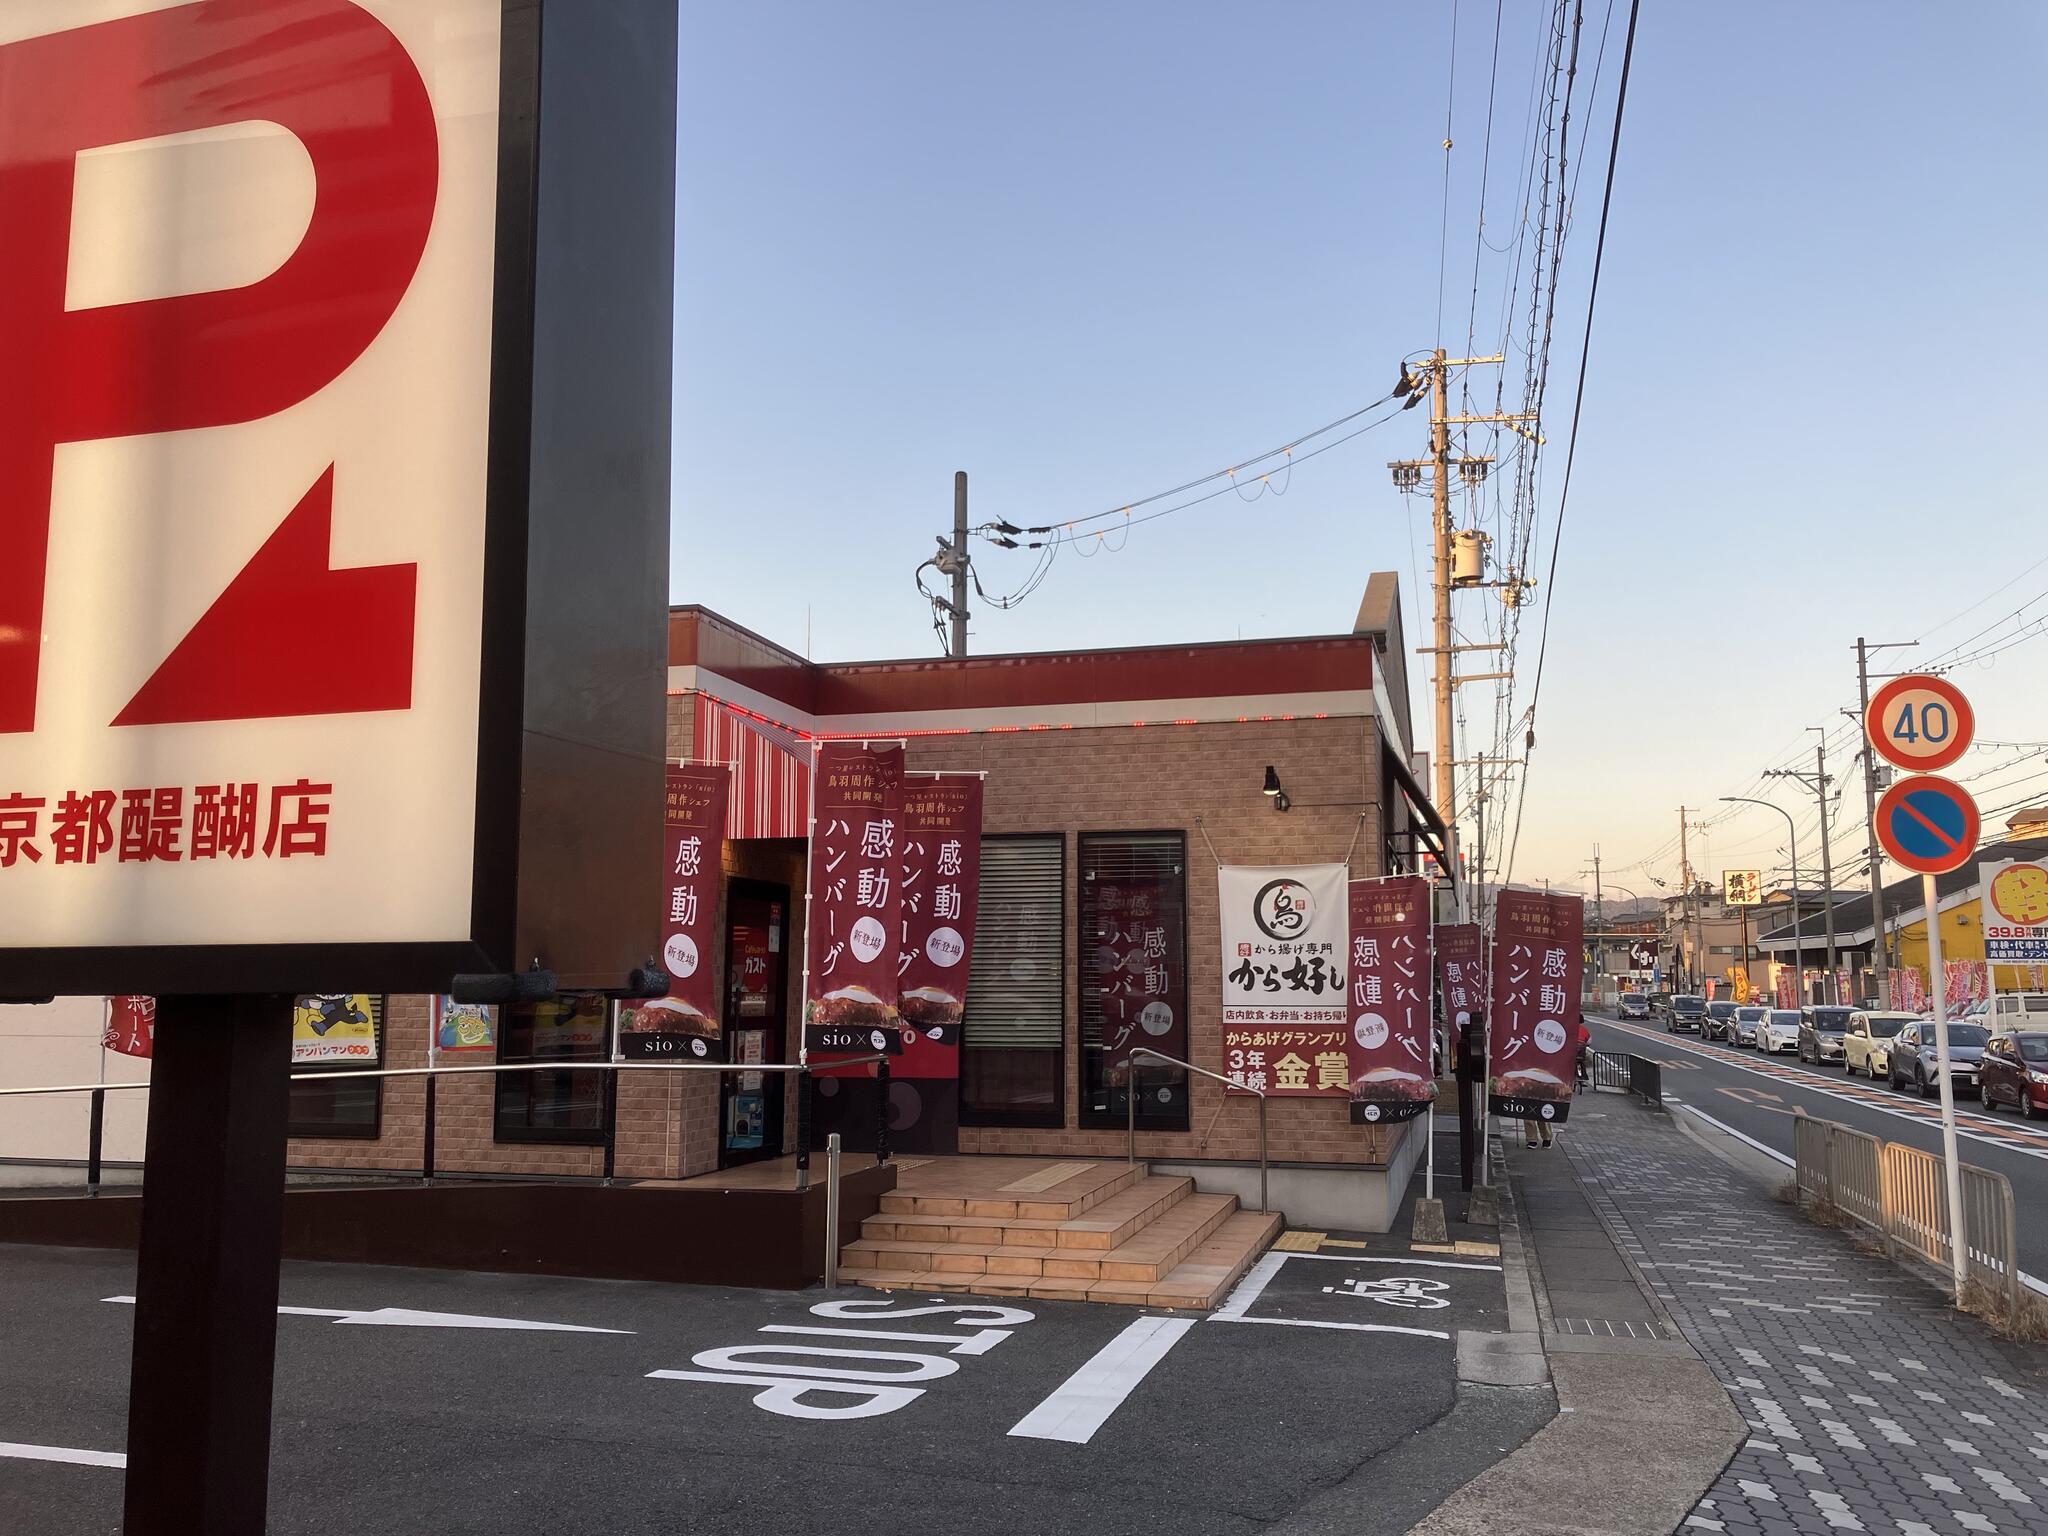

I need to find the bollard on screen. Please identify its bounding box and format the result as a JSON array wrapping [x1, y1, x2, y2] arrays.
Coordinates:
[[87, 1086, 105, 1196], [421, 1074, 436, 1185], [795, 1069, 812, 1191], [600, 1068, 618, 1186], [874, 1057, 891, 1167], [824, 1132, 842, 1289]]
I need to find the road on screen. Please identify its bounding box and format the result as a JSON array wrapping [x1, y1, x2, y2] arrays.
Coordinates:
[[1584, 1011, 2048, 1284]]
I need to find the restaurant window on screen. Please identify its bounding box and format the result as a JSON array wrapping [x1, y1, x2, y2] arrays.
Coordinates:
[[494, 994, 613, 1144], [961, 835, 1065, 1127], [286, 994, 383, 1140], [1079, 831, 1189, 1131]]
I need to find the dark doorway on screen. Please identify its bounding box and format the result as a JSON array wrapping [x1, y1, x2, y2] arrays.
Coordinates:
[[719, 880, 790, 1167]]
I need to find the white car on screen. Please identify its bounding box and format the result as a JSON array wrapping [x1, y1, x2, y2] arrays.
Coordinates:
[[1733, 1006, 1768, 1046], [1758, 1009, 1802, 1054]]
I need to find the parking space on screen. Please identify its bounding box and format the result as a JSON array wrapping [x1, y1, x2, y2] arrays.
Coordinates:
[[0, 1238, 1480, 1536]]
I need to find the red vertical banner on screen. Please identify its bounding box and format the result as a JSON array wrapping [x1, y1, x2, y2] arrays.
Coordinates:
[[804, 744, 906, 1056], [1346, 876, 1435, 1125], [896, 776, 983, 1079], [619, 764, 728, 1057], [104, 995, 155, 1059], [1488, 889, 1584, 1124], [1434, 922, 1482, 1059]]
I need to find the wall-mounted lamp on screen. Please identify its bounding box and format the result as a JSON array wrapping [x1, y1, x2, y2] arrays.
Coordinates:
[[1262, 765, 1290, 813]]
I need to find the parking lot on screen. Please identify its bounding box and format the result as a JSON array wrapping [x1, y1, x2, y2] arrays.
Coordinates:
[[0, 1237, 1505, 1536]]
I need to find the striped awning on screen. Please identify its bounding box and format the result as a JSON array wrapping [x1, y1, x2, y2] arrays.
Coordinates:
[[690, 693, 810, 840]]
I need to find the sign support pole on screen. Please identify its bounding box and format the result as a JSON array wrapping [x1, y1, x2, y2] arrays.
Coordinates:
[[1922, 874, 1969, 1304], [123, 993, 293, 1536]]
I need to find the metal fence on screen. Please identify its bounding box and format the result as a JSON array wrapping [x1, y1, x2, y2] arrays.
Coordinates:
[[1791, 1112, 2021, 1315], [1585, 1050, 1662, 1108]]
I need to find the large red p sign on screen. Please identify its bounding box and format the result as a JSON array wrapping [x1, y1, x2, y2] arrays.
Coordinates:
[[0, 0, 439, 734]]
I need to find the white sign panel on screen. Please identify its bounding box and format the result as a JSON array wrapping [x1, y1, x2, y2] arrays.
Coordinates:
[[0, 0, 502, 952], [1724, 869, 1762, 907], [1983, 859, 2048, 964], [1217, 863, 1352, 1031]]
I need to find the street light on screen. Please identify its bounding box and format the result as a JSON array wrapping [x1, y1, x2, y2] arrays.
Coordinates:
[[1722, 797, 1803, 1006]]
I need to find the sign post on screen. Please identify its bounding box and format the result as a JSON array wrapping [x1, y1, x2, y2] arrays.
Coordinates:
[[1870, 675, 1979, 1305], [1, 3, 678, 1528]]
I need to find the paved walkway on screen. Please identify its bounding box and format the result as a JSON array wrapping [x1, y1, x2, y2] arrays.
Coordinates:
[[1562, 1097, 2048, 1536]]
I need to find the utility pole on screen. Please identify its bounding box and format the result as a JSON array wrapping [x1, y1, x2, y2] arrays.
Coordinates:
[[950, 471, 969, 658], [1767, 734, 1841, 1003], [1678, 808, 1693, 991], [1390, 353, 1533, 846], [1855, 637, 1917, 1004]]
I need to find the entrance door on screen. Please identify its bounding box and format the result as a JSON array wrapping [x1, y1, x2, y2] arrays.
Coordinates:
[[719, 880, 789, 1167]]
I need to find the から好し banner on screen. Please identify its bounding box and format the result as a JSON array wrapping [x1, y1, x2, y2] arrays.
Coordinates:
[[804, 744, 906, 1059], [1487, 889, 1584, 1124], [895, 776, 983, 1079], [1434, 921, 1482, 1061], [104, 996, 154, 1059], [1219, 864, 1351, 1095], [619, 764, 729, 1058], [1347, 875, 1435, 1125]]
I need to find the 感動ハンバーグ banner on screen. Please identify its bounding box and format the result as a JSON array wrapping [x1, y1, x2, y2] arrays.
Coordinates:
[[1488, 889, 1584, 1123], [895, 776, 984, 1079], [1347, 875, 1435, 1125], [1435, 921, 1482, 1060], [804, 744, 906, 1057], [619, 764, 729, 1058], [1219, 864, 1350, 1095]]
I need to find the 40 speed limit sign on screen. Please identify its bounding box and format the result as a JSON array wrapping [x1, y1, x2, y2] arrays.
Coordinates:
[[1867, 673, 1975, 772]]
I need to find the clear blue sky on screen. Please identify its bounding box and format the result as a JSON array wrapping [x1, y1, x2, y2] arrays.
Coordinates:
[[674, 2, 2048, 898]]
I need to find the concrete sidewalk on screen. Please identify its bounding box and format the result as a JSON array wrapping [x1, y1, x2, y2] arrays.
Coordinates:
[[1407, 1102, 1749, 1536]]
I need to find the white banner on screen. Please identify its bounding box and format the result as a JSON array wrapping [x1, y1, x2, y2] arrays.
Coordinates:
[[1983, 858, 2048, 964], [1218, 864, 1351, 1093]]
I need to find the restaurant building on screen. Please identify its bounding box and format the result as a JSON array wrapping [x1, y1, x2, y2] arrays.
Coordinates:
[[4, 575, 1448, 1231]]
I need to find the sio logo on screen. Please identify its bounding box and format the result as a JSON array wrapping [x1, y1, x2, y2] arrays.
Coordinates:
[[1253, 879, 1315, 940]]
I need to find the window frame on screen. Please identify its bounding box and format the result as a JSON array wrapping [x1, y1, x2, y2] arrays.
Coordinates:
[[492, 995, 615, 1146], [285, 993, 386, 1141], [1076, 828, 1191, 1133], [960, 832, 1068, 1129]]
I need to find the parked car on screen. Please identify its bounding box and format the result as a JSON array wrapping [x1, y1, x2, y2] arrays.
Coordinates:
[[1887, 1021, 1990, 1097], [1758, 1009, 1803, 1054], [1702, 999, 1741, 1042], [1733, 1005, 1768, 1047], [1668, 995, 1706, 1034], [1980, 1032, 2048, 1118], [1843, 1011, 1918, 1079], [1618, 994, 1651, 1021], [1985, 992, 2048, 1033], [1798, 1006, 1855, 1066]]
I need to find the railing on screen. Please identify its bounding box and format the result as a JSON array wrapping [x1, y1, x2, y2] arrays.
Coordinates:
[[1122, 1046, 1267, 1214], [1792, 1112, 2021, 1316], [1585, 1050, 1661, 1108], [0, 1056, 891, 1195]]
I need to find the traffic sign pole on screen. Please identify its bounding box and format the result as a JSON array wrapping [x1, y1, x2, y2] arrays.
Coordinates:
[[1921, 874, 1969, 1305]]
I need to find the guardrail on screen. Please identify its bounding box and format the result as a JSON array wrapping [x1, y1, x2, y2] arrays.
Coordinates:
[[0, 1056, 892, 1196], [1792, 1112, 2020, 1315], [1122, 1046, 1267, 1214]]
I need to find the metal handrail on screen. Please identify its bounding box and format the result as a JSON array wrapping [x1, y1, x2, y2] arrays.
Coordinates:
[[0, 1055, 891, 1195], [1122, 1046, 1268, 1215]]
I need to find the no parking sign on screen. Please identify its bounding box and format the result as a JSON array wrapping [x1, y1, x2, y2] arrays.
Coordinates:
[[1875, 775, 1980, 877]]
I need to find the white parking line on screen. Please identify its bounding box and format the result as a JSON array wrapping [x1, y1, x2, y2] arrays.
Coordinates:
[[1006, 1315, 1196, 1445], [0, 1441, 125, 1469], [1209, 1314, 1450, 1340]]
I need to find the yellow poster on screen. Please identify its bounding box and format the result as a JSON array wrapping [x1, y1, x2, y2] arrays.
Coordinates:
[[292, 994, 378, 1064]]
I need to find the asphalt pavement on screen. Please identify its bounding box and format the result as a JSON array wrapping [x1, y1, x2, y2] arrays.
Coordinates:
[[1584, 1011, 2048, 1285], [0, 1226, 1507, 1536]]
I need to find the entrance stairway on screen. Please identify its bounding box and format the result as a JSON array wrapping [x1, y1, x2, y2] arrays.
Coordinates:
[[839, 1157, 1283, 1308]]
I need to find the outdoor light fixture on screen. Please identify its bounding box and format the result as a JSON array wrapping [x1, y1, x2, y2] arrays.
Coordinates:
[[1263, 766, 1290, 813]]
